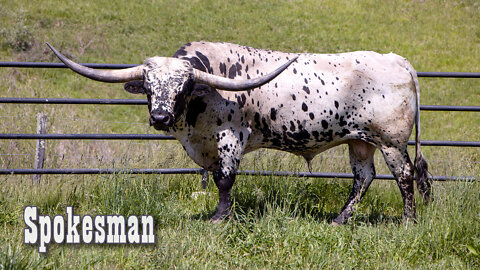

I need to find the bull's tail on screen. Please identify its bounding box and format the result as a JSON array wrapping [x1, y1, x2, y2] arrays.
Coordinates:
[[408, 63, 432, 203]]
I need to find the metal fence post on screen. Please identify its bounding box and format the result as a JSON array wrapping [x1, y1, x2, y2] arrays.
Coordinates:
[[32, 113, 47, 183]]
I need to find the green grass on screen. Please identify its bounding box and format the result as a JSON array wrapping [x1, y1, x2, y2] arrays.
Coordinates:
[[1, 0, 479, 268], [1, 174, 479, 268]]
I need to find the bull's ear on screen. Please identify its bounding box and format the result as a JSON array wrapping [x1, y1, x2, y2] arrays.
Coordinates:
[[190, 84, 212, 97], [124, 80, 146, 94]]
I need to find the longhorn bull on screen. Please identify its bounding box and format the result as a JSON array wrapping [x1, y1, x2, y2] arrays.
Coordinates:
[[48, 41, 430, 224]]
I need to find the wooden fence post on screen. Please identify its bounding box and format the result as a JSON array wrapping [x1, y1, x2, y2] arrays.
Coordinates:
[[32, 113, 47, 183], [201, 169, 209, 191]]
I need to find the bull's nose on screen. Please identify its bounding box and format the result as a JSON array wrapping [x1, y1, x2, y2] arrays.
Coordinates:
[[150, 112, 173, 126]]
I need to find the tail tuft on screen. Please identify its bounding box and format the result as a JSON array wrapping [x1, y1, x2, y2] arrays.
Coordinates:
[[415, 152, 432, 204]]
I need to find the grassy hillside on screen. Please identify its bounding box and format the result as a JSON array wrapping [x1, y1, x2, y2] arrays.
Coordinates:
[[0, 0, 479, 268]]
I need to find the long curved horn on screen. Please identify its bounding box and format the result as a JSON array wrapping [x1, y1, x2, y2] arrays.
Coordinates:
[[46, 43, 143, 83], [193, 56, 298, 91]]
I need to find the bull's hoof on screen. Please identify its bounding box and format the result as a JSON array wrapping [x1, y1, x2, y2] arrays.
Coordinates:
[[211, 213, 229, 224], [211, 203, 231, 222], [402, 216, 418, 225], [211, 210, 229, 223], [211, 217, 226, 224], [330, 221, 341, 227], [332, 214, 349, 225]]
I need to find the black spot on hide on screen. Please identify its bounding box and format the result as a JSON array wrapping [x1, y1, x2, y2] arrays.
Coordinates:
[[302, 103, 308, 111], [185, 57, 207, 72], [303, 86, 310, 94], [254, 112, 261, 129], [219, 62, 227, 76], [236, 93, 247, 108], [288, 129, 311, 142], [195, 51, 213, 74], [228, 63, 243, 79], [289, 121, 296, 132], [270, 108, 277, 121], [173, 43, 191, 58], [228, 65, 237, 79], [321, 120, 328, 129], [335, 128, 351, 138], [186, 97, 207, 127]]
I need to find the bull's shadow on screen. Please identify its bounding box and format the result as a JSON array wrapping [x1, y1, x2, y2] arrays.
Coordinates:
[[191, 176, 403, 226]]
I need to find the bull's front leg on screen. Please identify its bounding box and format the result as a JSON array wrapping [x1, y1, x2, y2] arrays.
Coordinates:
[[211, 170, 236, 221], [211, 130, 244, 222]]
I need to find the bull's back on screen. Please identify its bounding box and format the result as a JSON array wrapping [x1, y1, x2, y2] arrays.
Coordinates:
[[176, 42, 417, 152]]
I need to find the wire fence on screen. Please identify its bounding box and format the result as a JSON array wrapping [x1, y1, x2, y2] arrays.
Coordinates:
[[1, 61, 479, 181]]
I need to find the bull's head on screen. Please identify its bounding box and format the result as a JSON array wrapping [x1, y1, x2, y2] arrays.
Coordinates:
[[47, 43, 296, 131]]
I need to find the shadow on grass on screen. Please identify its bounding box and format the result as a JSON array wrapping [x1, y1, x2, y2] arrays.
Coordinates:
[[229, 199, 403, 226], [189, 211, 215, 222], [348, 212, 403, 226], [188, 179, 404, 226]]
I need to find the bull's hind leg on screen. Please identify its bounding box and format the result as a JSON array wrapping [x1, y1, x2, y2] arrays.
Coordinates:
[[380, 146, 416, 221], [333, 140, 376, 225]]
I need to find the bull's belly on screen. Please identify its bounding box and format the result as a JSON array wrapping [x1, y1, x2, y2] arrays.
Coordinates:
[[258, 139, 347, 158], [175, 127, 357, 171], [245, 126, 365, 157]]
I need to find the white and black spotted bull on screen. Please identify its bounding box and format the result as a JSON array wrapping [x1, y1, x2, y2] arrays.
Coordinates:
[[47, 41, 431, 224]]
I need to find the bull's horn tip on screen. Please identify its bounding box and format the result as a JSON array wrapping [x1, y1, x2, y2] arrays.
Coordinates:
[[45, 42, 57, 53]]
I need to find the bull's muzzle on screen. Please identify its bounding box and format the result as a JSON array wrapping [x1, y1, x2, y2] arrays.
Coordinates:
[[150, 110, 174, 130]]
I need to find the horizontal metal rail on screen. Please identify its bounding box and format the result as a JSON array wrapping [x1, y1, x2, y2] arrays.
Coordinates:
[[408, 140, 480, 147], [0, 98, 147, 105], [419, 105, 480, 112], [0, 62, 138, 69], [1, 133, 478, 147], [0, 168, 475, 181], [1, 98, 479, 112], [1, 62, 480, 78], [416, 72, 480, 78], [0, 133, 478, 147], [0, 168, 202, 175], [0, 134, 175, 140]]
